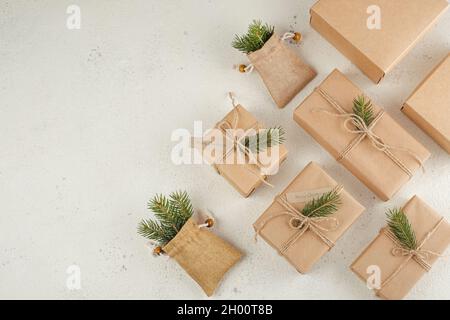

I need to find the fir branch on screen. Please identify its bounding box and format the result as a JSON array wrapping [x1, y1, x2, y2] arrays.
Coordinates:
[[232, 20, 275, 54], [148, 194, 179, 234], [242, 126, 286, 153], [169, 191, 194, 221], [137, 219, 174, 245], [386, 208, 417, 250], [301, 187, 342, 218], [352, 95, 374, 128], [138, 191, 194, 246]]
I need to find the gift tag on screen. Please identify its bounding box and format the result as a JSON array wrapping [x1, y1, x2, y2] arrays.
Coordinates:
[[285, 187, 334, 204]]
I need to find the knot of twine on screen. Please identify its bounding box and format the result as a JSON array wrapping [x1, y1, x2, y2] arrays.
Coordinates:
[[255, 186, 343, 254], [210, 92, 273, 187], [241, 32, 300, 74], [312, 87, 424, 177], [379, 218, 445, 290], [390, 247, 433, 271]]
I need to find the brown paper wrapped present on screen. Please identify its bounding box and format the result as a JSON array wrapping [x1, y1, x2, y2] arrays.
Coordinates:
[[253, 161, 365, 273], [351, 196, 450, 300], [310, 0, 449, 83], [199, 101, 288, 197], [294, 69, 430, 201], [163, 217, 242, 296], [402, 53, 450, 154], [247, 33, 316, 108]]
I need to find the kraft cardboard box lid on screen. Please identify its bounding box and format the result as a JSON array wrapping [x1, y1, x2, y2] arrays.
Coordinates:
[[403, 53, 450, 153], [311, 0, 448, 81]]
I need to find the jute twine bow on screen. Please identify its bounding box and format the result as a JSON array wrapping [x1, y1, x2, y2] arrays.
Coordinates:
[[378, 217, 445, 291], [209, 92, 273, 187], [312, 87, 424, 178], [255, 185, 343, 255], [243, 32, 300, 74]]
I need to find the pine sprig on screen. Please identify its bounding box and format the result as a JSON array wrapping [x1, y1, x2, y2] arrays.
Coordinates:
[[242, 126, 286, 153], [137, 191, 194, 246], [138, 218, 173, 245], [232, 20, 275, 54], [352, 95, 374, 128], [386, 208, 417, 250], [301, 187, 342, 218], [169, 190, 194, 221]]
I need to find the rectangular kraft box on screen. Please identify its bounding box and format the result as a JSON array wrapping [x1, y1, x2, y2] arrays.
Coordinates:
[[253, 161, 365, 273], [201, 105, 288, 198], [402, 53, 450, 154], [310, 0, 449, 83], [351, 196, 450, 300], [293, 69, 430, 201]]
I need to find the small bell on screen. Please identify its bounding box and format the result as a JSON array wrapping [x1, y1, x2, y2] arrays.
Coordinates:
[[153, 246, 163, 256], [205, 218, 214, 228], [238, 64, 247, 73], [293, 32, 302, 43]]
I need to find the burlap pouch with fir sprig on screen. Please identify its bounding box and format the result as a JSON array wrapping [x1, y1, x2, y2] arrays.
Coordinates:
[[163, 218, 242, 296], [248, 33, 316, 108]]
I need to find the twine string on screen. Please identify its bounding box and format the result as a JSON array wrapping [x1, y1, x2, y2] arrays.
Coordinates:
[[207, 92, 274, 187], [312, 87, 424, 177], [254, 186, 343, 254], [378, 218, 445, 291]]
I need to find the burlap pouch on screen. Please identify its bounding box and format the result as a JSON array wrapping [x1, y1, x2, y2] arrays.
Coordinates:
[[163, 218, 242, 296], [248, 33, 316, 108]]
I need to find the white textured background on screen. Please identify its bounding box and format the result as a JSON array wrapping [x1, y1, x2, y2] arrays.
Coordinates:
[[0, 0, 449, 300]]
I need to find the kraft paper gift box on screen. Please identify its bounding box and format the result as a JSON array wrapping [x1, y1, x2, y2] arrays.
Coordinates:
[[163, 218, 242, 297], [310, 0, 449, 83], [294, 69, 430, 201], [198, 104, 288, 198], [247, 33, 317, 108], [253, 161, 365, 273], [402, 53, 450, 154], [351, 196, 450, 300]]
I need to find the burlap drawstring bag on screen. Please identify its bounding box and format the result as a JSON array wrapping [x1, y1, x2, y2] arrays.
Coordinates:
[[247, 33, 316, 108], [162, 218, 242, 296]]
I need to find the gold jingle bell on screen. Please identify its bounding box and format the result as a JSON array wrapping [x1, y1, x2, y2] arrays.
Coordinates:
[[238, 64, 247, 73], [293, 32, 302, 43], [153, 246, 163, 256], [205, 218, 214, 228]]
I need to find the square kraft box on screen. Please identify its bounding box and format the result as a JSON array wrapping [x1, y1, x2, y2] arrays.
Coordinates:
[[200, 105, 288, 198], [253, 161, 365, 273], [310, 0, 449, 83], [402, 53, 450, 154], [351, 196, 450, 300]]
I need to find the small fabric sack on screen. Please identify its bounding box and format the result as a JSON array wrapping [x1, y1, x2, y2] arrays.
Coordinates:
[[248, 33, 316, 108], [163, 218, 242, 296]]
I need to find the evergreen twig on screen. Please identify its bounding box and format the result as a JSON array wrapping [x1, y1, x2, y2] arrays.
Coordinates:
[[386, 208, 417, 250], [352, 95, 375, 128], [301, 187, 342, 218], [242, 126, 286, 154], [232, 20, 275, 54], [137, 191, 194, 246]]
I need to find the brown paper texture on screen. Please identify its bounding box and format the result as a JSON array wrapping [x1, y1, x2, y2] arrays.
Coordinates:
[[294, 69, 430, 201], [212, 105, 288, 197], [253, 161, 365, 273], [403, 53, 450, 154], [310, 0, 449, 83], [163, 218, 242, 296], [351, 196, 450, 300], [248, 33, 316, 108]]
